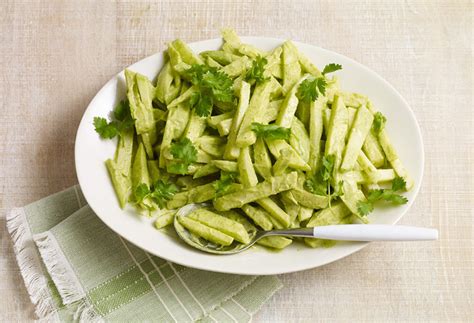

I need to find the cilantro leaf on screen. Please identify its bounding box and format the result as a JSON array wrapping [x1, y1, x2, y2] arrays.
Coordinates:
[[304, 176, 327, 196], [296, 77, 327, 103], [245, 56, 269, 84], [149, 180, 178, 208], [251, 123, 291, 140], [304, 154, 342, 205], [134, 183, 151, 203], [320, 154, 336, 181], [391, 176, 406, 192], [322, 63, 342, 75], [372, 112, 386, 135], [93, 117, 119, 139], [357, 177, 408, 216], [357, 200, 374, 216], [168, 137, 198, 175], [185, 64, 234, 117], [213, 172, 237, 197], [94, 100, 133, 139]]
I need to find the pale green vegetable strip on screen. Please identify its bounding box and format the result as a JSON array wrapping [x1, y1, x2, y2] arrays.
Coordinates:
[[257, 198, 291, 228], [325, 95, 349, 174], [106, 159, 131, 209], [309, 98, 325, 173], [184, 114, 206, 141], [272, 148, 292, 176], [340, 105, 374, 171], [207, 111, 234, 128], [340, 180, 369, 223], [147, 160, 161, 183], [268, 62, 282, 79], [290, 188, 329, 209], [260, 99, 282, 124], [197, 138, 225, 158], [132, 143, 150, 190], [296, 102, 310, 129], [154, 210, 176, 229], [211, 160, 238, 172], [280, 191, 300, 222], [236, 81, 273, 147], [322, 108, 331, 135], [297, 50, 322, 76], [213, 172, 298, 211], [167, 183, 216, 209], [264, 46, 282, 78], [114, 128, 134, 178], [378, 130, 414, 190], [298, 207, 313, 222], [282, 41, 302, 94], [221, 56, 251, 78], [225, 81, 251, 160], [340, 92, 368, 108], [238, 146, 259, 187], [200, 50, 237, 65], [159, 104, 190, 167], [165, 72, 182, 105], [363, 132, 386, 167], [167, 85, 198, 109], [238, 44, 267, 58], [253, 138, 273, 180], [265, 139, 311, 171], [257, 236, 292, 249], [193, 164, 219, 179], [290, 117, 310, 163], [178, 216, 233, 246], [188, 209, 250, 244], [269, 76, 283, 99], [141, 128, 157, 159], [221, 210, 256, 233], [276, 75, 310, 128], [171, 39, 203, 65], [175, 176, 208, 190], [196, 149, 214, 163], [343, 169, 396, 184], [324, 77, 341, 103], [206, 56, 222, 68], [357, 151, 377, 173], [221, 28, 241, 52], [155, 62, 174, 104], [125, 70, 155, 135], [241, 204, 273, 230], [217, 118, 233, 136]]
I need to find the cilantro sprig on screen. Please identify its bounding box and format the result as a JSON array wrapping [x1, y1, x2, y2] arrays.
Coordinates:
[[185, 64, 234, 117], [296, 77, 327, 103], [304, 154, 344, 206], [134, 180, 178, 208], [357, 176, 408, 216], [322, 63, 342, 75], [168, 137, 198, 175], [93, 100, 134, 139], [245, 56, 269, 84], [251, 123, 291, 140], [213, 172, 237, 197]]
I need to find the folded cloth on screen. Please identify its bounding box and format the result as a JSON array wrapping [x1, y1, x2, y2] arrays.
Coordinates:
[[7, 186, 282, 322]]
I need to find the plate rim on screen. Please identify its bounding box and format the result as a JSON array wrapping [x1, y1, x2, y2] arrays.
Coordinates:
[[75, 36, 424, 275]]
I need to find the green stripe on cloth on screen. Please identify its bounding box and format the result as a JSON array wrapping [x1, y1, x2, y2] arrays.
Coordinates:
[[7, 185, 282, 322]]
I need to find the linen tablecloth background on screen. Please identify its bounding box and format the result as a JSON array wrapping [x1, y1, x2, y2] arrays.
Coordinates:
[[1, 0, 472, 321]]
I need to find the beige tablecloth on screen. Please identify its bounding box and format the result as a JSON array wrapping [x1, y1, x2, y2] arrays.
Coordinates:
[[1, 1, 472, 321]]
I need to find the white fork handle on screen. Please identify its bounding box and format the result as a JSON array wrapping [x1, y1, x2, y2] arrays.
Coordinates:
[[313, 225, 438, 241]]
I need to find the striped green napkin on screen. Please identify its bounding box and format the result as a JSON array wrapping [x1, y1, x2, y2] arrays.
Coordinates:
[[7, 186, 282, 322]]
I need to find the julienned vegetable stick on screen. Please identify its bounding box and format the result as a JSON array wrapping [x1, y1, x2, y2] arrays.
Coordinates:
[[221, 56, 251, 78], [257, 236, 293, 249], [298, 207, 313, 222], [257, 198, 291, 228], [290, 188, 329, 209], [241, 204, 273, 231], [184, 113, 206, 141], [207, 111, 234, 128], [253, 138, 273, 180], [178, 216, 233, 246], [280, 191, 300, 221], [188, 209, 250, 244], [378, 130, 414, 190], [363, 131, 385, 168], [325, 95, 349, 176], [263, 46, 282, 79], [154, 210, 176, 229], [235, 81, 273, 147], [193, 164, 219, 179], [238, 43, 267, 58], [282, 41, 302, 94], [217, 118, 232, 136], [238, 146, 259, 187], [159, 104, 190, 167], [276, 75, 310, 128], [224, 81, 251, 159], [265, 139, 311, 171], [309, 98, 325, 173], [260, 99, 282, 124], [171, 39, 204, 66], [200, 50, 238, 65], [155, 62, 174, 104], [289, 117, 310, 163], [125, 70, 155, 135], [132, 143, 150, 190], [167, 183, 216, 209], [340, 105, 374, 171], [339, 180, 369, 223], [213, 172, 298, 211]]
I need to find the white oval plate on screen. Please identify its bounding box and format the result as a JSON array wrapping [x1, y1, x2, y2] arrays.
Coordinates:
[[75, 37, 424, 275]]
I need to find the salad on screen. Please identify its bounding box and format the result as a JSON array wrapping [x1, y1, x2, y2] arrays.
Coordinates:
[[94, 29, 413, 250]]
